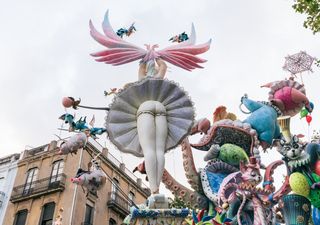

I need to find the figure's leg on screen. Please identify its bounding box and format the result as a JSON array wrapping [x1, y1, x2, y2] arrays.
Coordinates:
[[137, 102, 158, 193], [155, 102, 168, 190]]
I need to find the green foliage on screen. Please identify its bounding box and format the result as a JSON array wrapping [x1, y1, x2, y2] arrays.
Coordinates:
[[292, 0, 320, 34]]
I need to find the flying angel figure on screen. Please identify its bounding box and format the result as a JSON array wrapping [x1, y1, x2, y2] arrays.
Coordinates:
[[89, 11, 211, 194]]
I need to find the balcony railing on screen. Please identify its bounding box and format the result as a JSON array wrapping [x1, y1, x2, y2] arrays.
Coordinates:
[[10, 174, 66, 203], [107, 192, 130, 217]]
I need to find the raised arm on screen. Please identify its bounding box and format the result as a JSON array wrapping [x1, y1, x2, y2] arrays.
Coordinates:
[[155, 58, 167, 79]]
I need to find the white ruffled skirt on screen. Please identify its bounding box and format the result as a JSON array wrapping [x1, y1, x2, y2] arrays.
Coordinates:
[[105, 78, 195, 157]]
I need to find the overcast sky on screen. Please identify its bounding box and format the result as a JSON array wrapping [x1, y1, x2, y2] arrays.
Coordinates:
[[0, 0, 319, 192]]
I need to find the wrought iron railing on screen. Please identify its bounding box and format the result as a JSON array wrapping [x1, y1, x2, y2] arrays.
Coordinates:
[[10, 174, 66, 203], [107, 192, 130, 216]]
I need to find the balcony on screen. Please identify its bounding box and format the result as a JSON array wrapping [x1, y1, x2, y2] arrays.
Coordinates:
[[107, 192, 130, 217], [10, 174, 66, 203]]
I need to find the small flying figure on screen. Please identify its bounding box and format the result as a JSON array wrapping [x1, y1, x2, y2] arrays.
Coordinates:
[[104, 88, 118, 96], [71, 154, 106, 195], [169, 32, 189, 43], [116, 23, 136, 38], [59, 114, 106, 138]]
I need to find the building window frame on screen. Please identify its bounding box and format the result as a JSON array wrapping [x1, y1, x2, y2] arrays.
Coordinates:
[[83, 204, 94, 225], [128, 191, 135, 210], [49, 160, 64, 185], [109, 218, 117, 225], [111, 178, 119, 200], [13, 209, 28, 225], [23, 167, 38, 195], [38, 202, 55, 225]]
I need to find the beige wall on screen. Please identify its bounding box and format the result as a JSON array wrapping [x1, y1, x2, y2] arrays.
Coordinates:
[[4, 143, 149, 225]]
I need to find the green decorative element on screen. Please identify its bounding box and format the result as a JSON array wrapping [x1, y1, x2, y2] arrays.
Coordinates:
[[300, 108, 309, 118], [307, 173, 320, 208], [292, 0, 320, 34], [289, 172, 310, 197], [169, 197, 191, 209], [218, 144, 249, 166]]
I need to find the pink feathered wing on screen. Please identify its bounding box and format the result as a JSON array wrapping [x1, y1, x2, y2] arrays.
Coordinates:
[[90, 10, 211, 71]]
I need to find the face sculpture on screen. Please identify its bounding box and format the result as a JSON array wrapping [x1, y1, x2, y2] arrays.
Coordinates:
[[240, 157, 262, 186]]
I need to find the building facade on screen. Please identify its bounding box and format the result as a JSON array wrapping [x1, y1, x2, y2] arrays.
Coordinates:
[[4, 138, 150, 225], [0, 153, 20, 225]]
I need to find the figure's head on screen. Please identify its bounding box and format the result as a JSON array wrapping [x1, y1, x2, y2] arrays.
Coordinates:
[[276, 135, 307, 160], [70, 177, 82, 184], [240, 157, 262, 186]]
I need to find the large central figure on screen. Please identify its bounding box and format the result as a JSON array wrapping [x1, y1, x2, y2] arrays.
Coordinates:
[[90, 11, 211, 194]]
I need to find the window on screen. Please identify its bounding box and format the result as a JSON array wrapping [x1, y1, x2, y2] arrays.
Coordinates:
[[50, 160, 64, 184], [128, 191, 135, 210], [109, 218, 117, 225], [111, 178, 119, 200], [13, 209, 27, 225], [23, 168, 38, 195], [83, 204, 94, 225], [39, 202, 55, 225]]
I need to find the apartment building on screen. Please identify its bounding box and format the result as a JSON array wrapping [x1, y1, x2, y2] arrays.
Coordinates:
[[3, 138, 150, 225], [0, 153, 20, 225]]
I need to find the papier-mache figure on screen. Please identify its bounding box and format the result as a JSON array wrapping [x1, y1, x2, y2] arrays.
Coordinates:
[[89, 10, 211, 194], [71, 154, 106, 195]]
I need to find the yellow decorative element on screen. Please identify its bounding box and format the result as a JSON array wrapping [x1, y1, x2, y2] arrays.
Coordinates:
[[302, 203, 309, 212], [296, 215, 304, 223], [289, 172, 310, 197]]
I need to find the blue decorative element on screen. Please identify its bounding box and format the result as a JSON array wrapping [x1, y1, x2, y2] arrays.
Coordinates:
[[202, 215, 214, 222], [313, 206, 320, 224], [206, 172, 226, 193], [262, 181, 273, 187], [129, 208, 189, 220], [192, 210, 198, 223], [241, 97, 281, 145], [116, 23, 136, 38]]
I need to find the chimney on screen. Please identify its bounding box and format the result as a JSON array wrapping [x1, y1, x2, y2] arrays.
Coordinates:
[[101, 148, 108, 157], [49, 140, 58, 151], [119, 163, 125, 171], [136, 178, 142, 187]]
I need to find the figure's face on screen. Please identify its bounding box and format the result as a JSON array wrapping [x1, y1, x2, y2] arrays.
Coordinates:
[[240, 161, 262, 186], [71, 177, 82, 184], [278, 135, 305, 160], [241, 167, 262, 185]]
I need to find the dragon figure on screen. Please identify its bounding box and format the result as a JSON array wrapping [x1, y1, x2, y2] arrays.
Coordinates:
[[116, 23, 136, 38], [169, 31, 189, 43], [59, 113, 106, 138]]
